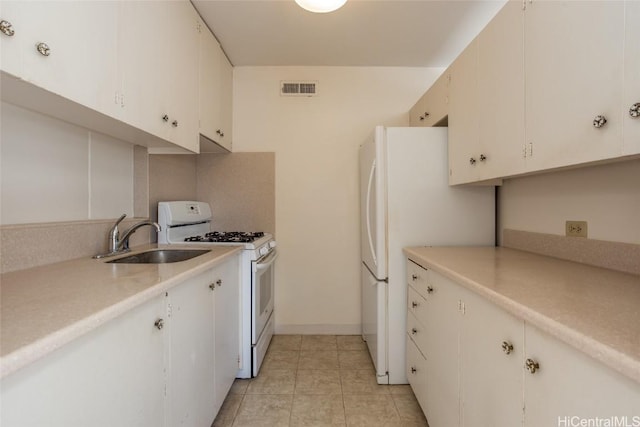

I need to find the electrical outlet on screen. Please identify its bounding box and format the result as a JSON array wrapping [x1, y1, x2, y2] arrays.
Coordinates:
[[566, 220, 588, 238]]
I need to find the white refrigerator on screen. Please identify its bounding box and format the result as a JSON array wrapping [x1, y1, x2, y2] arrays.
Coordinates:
[[360, 126, 495, 384]]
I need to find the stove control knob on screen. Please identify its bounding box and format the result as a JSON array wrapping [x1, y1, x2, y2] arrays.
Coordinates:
[[259, 247, 269, 257], [269, 241, 277, 249]]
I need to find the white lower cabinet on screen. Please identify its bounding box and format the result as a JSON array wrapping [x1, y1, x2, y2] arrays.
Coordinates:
[[0, 294, 167, 427], [167, 255, 239, 425], [406, 257, 640, 427], [0, 254, 241, 427], [523, 325, 640, 427]]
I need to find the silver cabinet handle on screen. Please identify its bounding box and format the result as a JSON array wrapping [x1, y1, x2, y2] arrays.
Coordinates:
[[172, 120, 178, 127], [501, 341, 514, 355], [469, 157, 476, 165], [426, 286, 434, 294], [630, 103, 640, 118], [411, 328, 418, 335], [410, 367, 417, 374], [411, 301, 418, 308], [525, 358, 540, 374], [36, 42, 50, 56], [162, 115, 169, 122], [216, 279, 222, 287], [479, 154, 487, 161], [0, 20, 15, 37], [209, 283, 215, 291], [216, 129, 225, 137], [154, 318, 164, 330], [411, 274, 418, 281], [593, 115, 607, 128]]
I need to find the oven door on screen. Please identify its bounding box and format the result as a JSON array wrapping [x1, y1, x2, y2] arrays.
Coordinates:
[[252, 249, 277, 344]]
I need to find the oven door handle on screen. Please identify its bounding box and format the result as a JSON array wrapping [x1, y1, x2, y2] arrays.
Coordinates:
[[255, 250, 278, 270]]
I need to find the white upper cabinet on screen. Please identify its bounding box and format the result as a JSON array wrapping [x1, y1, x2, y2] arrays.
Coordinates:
[[1, 0, 203, 154], [199, 19, 233, 152], [476, 0, 525, 181], [623, 1, 640, 155], [524, 0, 625, 172], [0, 1, 120, 117], [120, 0, 200, 153], [409, 71, 449, 127]]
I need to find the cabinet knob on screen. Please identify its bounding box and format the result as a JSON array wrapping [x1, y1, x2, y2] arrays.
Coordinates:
[[630, 103, 640, 118], [154, 318, 164, 330], [162, 115, 169, 122], [411, 274, 418, 281], [479, 154, 487, 162], [36, 42, 51, 57], [411, 328, 418, 335], [469, 157, 476, 165], [172, 120, 178, 127], [216, 129, 225, 137], [525, 358, 540, 374], [0, 20, 15, 37], [419, 115, 425, 121], [501, 341, 514, 355], [592, 115, 607, 128], [209, 283, 215, 291], [410, 366, 417, 374], [216, 279, 222, 287], [427, 286, 434, 294], [411, 301, 419, 308]]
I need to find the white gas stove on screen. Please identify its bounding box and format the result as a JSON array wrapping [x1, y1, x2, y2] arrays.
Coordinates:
[[157, 201, 277, 378]]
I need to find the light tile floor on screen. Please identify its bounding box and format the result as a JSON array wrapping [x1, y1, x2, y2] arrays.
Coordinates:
[[212, 335, 430, 427]]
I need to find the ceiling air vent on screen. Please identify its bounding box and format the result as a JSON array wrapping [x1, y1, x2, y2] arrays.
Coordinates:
[[280, 81, 318, 97]]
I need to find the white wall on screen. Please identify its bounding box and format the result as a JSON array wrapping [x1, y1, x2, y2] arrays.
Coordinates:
[[233, 66, 442, 333], [1, 102, 134, 225], [498, 159, 640, 245]]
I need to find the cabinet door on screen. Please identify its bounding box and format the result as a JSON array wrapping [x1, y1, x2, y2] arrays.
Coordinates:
[[410, 72, 449, 128], [422, 270, 461, 427], [165, 0, 199, 152], [406, 334, 429, 418], [409, 92, 427, 127], [119, 0, 168, 136], [523, 324, 640, 427], [524, 0, 624, 172], [623, 0, 640, 155], [218, 51, 234, 150], [0, 1, 24, 78], [213, 255, 241, 412], [199, 21, 222, 144], [477, 0, 525, 180], [448, 38, 480, 185], [167, 269, 216, 427], [460, 290, 524, 427], [0, 295, 166, 427]]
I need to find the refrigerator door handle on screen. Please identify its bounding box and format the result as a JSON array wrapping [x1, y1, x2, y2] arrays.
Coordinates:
[[366, 159, 378, 267]]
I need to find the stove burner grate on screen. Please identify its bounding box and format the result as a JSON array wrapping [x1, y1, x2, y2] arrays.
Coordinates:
[[184, 231, 265, 243]]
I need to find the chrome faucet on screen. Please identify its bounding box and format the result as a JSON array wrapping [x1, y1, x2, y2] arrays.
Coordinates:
[[94, 214, 161, 259]]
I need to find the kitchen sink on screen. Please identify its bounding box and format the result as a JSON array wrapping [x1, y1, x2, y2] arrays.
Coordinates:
[[106, 249, 211, 264]]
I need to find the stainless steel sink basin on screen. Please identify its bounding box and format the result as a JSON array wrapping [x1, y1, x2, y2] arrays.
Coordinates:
[[107, 249, 211, 264]]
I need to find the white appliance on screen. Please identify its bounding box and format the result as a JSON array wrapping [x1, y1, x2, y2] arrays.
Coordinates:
[[359, 126, 495, 384], [157, 201, 277, 378]]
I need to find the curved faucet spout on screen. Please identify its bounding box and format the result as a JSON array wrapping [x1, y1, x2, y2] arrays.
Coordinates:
[[118, 221, 161, 251]]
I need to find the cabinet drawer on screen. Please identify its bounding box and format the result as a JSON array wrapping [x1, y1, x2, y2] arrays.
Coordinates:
[[407, 311, 428, 356], [406, 334, 428, 415], [407, 259, 433, 299], [408, 286, 428, 327]]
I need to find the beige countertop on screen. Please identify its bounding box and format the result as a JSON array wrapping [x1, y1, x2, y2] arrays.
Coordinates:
[[403, 246, 640, 384], [0, 244, 243, 378]]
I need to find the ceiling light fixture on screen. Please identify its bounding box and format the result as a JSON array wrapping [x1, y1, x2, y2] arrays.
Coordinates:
[[295, 0, 347, 13]]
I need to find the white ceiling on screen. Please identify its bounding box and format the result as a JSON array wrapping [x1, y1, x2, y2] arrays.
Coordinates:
[[192, 0, 507, 67]]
